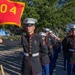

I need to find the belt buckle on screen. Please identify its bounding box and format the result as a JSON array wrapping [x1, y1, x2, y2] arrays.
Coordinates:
[[29, 54, 32, 57]]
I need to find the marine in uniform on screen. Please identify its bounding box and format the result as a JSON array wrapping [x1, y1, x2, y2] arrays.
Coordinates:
[[39, 32, 50, 75], [62, 27, 71, 71], [21, 18, 48, 75], [62, 24, 74, 71], [43, 28, 55, 55], [51, 34, 61, 70], [43, 28, 56, 75], [66, 24, 75, 75]]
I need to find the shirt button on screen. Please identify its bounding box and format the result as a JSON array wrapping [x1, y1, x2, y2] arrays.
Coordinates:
[[30, 39, 32, 42], [30, 37, 31, 39], [30, 46, 32, 48], [30, 52, 31, 54], [30, 42, 31, 45], [30, 49, 31, 51]]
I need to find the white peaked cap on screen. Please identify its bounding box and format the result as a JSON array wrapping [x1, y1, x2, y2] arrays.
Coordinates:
[[49, 30, 53, 34], [23, 18, 37, 24], [70, 24, 75, 29], [39, 32, 46, 36], [66, 27, 70, 33], [43, 28, 50, 32], [68, 24, 75, 29]]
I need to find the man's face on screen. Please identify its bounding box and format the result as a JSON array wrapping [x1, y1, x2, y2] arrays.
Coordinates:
[[42, 36, 45, 40], [46, 32, 49, 35], [69, 31, 72, 36], [67, 31, 71, 36], [25, 25, 35, 34]]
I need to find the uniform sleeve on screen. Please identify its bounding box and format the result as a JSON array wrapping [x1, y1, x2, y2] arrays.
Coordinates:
[[21, 36, 26, 51], [62, 38, 65, 46], [65, 38, 71, 55], [47, 42, 53, 54], [62, 37, 67, 51], [21, 35, 26, 45], [49, 36, 56, 47]]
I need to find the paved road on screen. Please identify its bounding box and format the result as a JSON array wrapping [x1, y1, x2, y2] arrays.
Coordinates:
[[55, 50, 67, 75], [0, 45, 23, 75], [0, 45, 67, 75]]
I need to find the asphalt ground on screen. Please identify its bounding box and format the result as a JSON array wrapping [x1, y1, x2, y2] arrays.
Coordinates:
[[0, 45, 23, 75]]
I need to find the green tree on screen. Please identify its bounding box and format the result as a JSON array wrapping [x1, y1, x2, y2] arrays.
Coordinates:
[[0, 0, 75, 38]]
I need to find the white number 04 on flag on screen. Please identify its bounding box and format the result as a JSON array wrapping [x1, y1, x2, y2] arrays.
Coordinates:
[[0, 0, 25, 27]]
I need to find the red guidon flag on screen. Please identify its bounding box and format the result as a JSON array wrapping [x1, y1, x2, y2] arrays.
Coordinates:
[[0, 0, 25, 27]]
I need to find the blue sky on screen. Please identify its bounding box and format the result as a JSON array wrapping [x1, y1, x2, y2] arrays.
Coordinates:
[[0, 29, 6, 36], [0, 29, 10, 36]]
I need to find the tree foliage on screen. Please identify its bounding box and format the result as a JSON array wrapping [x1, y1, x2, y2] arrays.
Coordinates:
[[0, 0, 75, 37]]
